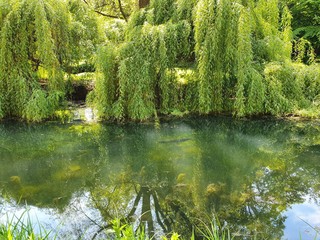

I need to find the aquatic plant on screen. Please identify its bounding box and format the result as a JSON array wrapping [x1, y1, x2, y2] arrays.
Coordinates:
[[194, 218, 232, 240], [0, 209, 54, 240], [0, 214, 234, 240]]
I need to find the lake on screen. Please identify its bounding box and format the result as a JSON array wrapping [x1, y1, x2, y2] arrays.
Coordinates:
[[0, 117, 320, 239]]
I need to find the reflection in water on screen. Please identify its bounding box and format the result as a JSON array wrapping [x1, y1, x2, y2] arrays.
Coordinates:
[[284, 200, 320, 240], [0, 117, 320, 239]]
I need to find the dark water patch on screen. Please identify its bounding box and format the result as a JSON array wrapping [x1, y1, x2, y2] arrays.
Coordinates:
[[158, 138, 191, 144]]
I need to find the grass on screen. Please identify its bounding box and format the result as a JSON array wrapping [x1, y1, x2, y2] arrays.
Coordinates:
[[93, 216, 234, 240], [1, 212, 319, 240], [194, 218, 232, 240], [0, 214, 233, 240], [0, 209, 54, 240], [298, 217, 319, 240]]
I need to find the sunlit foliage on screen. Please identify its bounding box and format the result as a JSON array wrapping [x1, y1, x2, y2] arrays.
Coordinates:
[[81, 0, 137, 21], [0, 0, 100, 121], [93, 0, 194, 120], [286, 0, 320, 56], [0, 0, 319, 122], [92, 0, 320, 120]]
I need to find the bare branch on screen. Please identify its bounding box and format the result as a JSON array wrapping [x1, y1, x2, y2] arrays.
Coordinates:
[[117, 0, 128, 22], [82, 0, 89, 5], [82, 0, 127, 20], [93, 9, 124, 19]]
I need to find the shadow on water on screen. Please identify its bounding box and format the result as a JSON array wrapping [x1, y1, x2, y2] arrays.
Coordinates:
[[0, 117, 320, 239]]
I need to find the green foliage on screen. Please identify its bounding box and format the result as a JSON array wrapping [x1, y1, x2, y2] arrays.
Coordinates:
[[54, 110, 72, 123], [109, 219, 147, 240], [23, 90, 64, 122], [173, 0, 196, 22], [0, 96, 3, 119], [234, 7, 256, 117], [281, 5, 293, 60], [295, 63, 320, 102], [0, 0, 65, 120], [195, 218, 232, 240], [94, 44, 119, 118], [1, 0, 319, 122], [195, 0, 281, 116], [293, 38, 315, 64], [67, 0, 102, 67], [0, 209, 53, 240], [294, 26, 320, 46], [81, 0, 137, 21], [149, 0, 175, 24], [246, 69, 266, 115], [92, 2, 194, 120], [264, 63, 292, 115], [33, 0, 64, 91], [91, 0, 320, 121], [286, 0, 320, 54], [0, 0, 100, 122], [105, 19, 126, 43], [24, 90, 51, 122], [253, 0, 292, 62], [264, 62, 320, 115]]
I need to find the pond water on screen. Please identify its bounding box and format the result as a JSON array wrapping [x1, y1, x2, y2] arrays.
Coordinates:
[[0, 117, 320, 239]]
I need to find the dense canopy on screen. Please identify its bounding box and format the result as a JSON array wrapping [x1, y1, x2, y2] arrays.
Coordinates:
[[0, 0, 319, 122], [0, 0, 100, 121], [92, 0, 320, 121]]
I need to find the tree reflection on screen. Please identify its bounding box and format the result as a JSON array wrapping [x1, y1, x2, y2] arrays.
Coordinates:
[[88, 118, 320, 239], [0, 118, 320, 239]]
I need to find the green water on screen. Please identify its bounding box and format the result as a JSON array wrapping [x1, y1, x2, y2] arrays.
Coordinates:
[[0, 117, 320, 239]]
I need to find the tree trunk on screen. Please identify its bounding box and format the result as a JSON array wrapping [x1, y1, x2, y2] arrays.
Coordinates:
[[139, 0, 149, 8]]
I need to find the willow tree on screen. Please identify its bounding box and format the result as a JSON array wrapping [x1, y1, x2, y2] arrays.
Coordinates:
[[82, 0, 137, 21], [194, 0, 310, 117], [194, 0, 239, 114], [92, 0, 320, 121], [0, 0, 67, 121], [64, 0, 104, 78], [0, 0, 101, 121], [93, 0, 195, 120]]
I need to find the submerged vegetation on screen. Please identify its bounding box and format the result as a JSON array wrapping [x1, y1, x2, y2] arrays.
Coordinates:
[[1, 118, 320, 239], [0, 0, 319, 122], [1, 1, 320, 238]]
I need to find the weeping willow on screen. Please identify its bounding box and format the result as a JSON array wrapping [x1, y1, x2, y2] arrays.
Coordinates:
[[114, 21, 191, 120], [94, 0, 194, 120], [0, 0, 318, 122], [92, 0, 320, 120], [195, 0, 239, 113], [194, 0, 319, 117], [0, 0, 101, 121], [0, 0, 70, 121]]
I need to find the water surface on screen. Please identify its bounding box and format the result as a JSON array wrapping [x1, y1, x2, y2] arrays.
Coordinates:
[[0, 117, 320, 239]]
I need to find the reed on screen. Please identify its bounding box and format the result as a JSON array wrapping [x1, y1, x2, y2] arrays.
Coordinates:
[[0, 209, 54, 240]]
